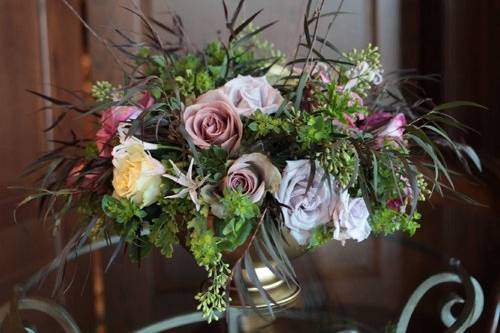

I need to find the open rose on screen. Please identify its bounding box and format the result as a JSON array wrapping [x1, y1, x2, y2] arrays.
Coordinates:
[[111, 138, 165, 208], [224, 153, 281, 203], [332, 191, 371, 244], [222, 75, 284, 116], [183, 90, 243, 155], [95, 92, 153, 158], [275, 160, 337, 245]]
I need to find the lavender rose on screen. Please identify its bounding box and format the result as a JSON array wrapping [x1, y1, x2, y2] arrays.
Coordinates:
[[183, 90, 243, 155], [222, 75, 284, 116], [224, 153, 281, 203], [275, 160, 336, 245], [332, 191, 371, 244]]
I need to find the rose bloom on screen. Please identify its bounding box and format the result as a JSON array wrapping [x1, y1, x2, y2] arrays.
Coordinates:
[[224, 153, 281, 203], [332, 191, 371, 244], [275, 160, 336, 245], [111, 138, 165, 208], [95, 92, 154, 158], [222, 75, 284, 116], [183, 90, 243, 155]]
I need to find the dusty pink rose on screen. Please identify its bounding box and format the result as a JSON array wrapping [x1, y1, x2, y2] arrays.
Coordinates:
[[224, 153, 281, 203], [222, 75, 284, 116], [96, 106, 143, 157], [183, 90, 243, 155]]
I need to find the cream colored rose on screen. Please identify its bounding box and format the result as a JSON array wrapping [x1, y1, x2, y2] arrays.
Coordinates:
[[112, 138, 165, 207]]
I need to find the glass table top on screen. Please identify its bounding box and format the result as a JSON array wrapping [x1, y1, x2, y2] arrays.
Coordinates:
[[0, 234, 487, 332]]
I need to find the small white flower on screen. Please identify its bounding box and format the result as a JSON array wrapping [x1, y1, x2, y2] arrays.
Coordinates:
[[163, 159, 208, 211], [345, 61, 383, 90]]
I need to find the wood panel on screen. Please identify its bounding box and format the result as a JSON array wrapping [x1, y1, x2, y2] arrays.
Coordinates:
[[0, 0, 56, 303]]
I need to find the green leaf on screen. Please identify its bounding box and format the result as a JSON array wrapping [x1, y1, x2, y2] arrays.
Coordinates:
[[101, 195, 145, 224], [432, 100, 487, 112], [128, 235, 152, 262]]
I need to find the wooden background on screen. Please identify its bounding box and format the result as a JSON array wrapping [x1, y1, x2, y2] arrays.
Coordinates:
[[0, 0, 498, 332]]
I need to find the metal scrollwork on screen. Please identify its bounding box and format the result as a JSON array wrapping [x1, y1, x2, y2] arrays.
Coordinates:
[[397, 262, 484, 333]]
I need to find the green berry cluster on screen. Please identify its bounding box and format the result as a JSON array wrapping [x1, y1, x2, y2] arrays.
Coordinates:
[[91, 81, 114, 102], [318, 141, 356, 187]]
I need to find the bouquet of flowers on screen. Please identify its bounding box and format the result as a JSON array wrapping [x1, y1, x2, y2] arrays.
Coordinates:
[[18, 0, 482, 322]]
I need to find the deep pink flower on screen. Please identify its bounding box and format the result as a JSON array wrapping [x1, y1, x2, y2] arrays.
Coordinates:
[[96, 106, 142, 157], [374, 113, 406, 147], [364, 112, 393, 129], [386, 198, 403, 211], [138, 91, 154, 109], [95, 92, 154, 157]]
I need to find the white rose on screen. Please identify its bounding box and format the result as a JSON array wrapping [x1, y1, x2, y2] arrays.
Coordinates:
[[111, 138, 165, 207], [222, 75, 284, 116], [332, 191, 371, 244], [275, 160, 336, 245]]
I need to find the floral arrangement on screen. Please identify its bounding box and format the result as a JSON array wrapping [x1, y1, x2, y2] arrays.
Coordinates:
[[18, 1, 482, 322]]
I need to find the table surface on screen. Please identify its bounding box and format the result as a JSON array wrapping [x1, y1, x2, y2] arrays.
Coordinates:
[[1, 235, 485, 333]]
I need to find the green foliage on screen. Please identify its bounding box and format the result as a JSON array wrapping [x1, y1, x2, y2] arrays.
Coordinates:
[[101, 195, 146, 224], [91, 81, 113, 102], [318, 140, 357, 187], [150, 197, 194, 258], [188, 205, 231, 322], [191, 228, 220, 267], [101, 195, 152, 262], [372, 156, 408, 203], [205, 41, 226, 66], [314, 82, 366, 120], [344, 43, 381, 69], [198, 145, 228, 181], [247, 110, 291, 137], [84, 142, 98, 160], [370, 206, 421, 236], [194, 255, 231, 323], [297, 114, 333, 149], [222, 189, 259, 220], [188, 206, 220, 267], [341, 43, 383, 95], [417, 174, 431, 201], [217, 189, 260, 251], [128, 234, 152, 262], [308, 225, 332, 249]]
